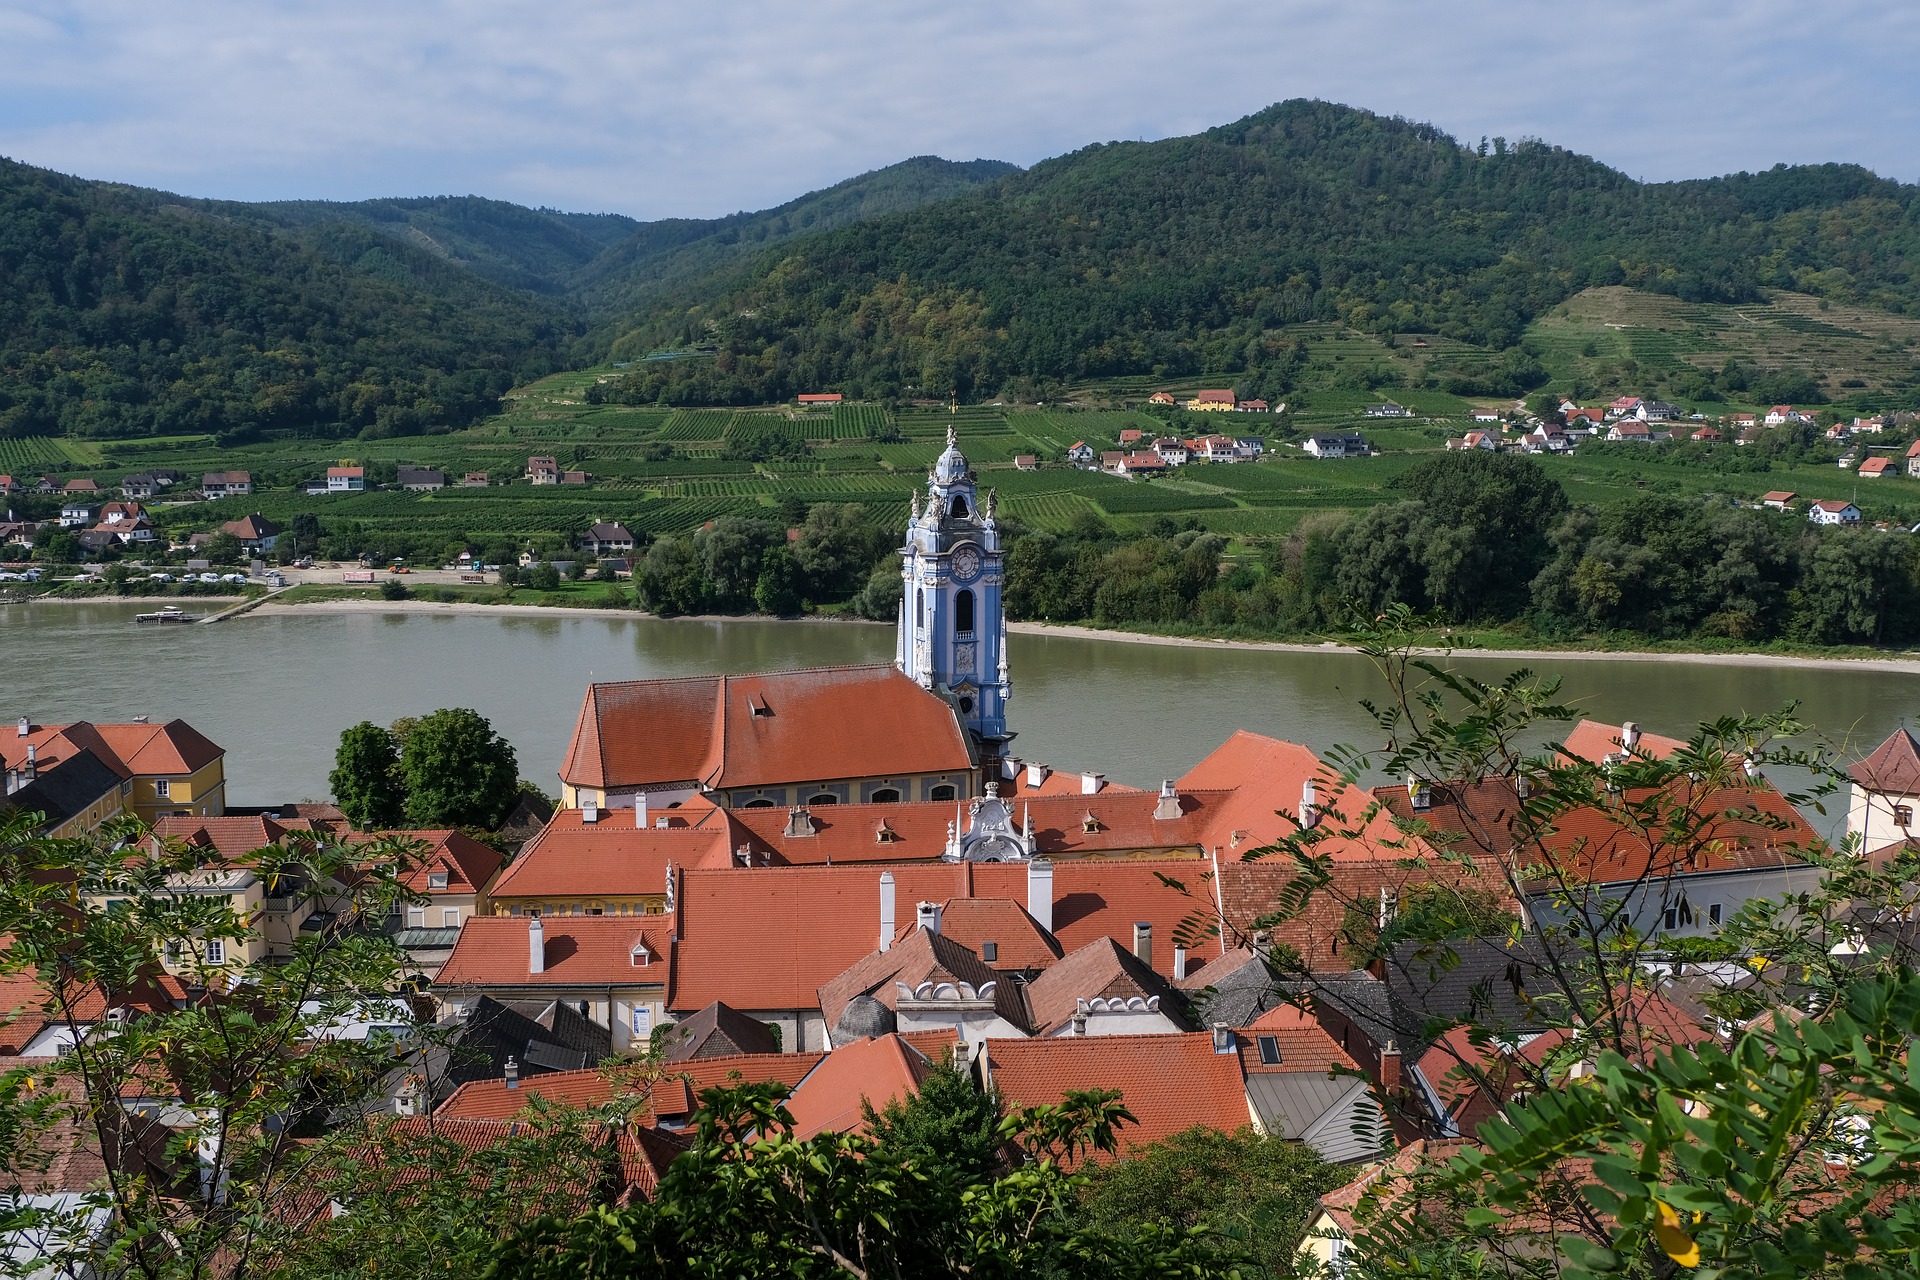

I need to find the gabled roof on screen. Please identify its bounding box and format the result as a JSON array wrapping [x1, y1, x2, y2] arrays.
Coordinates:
[[916, 897, 1062, 970], [436, 1050, 823, 1122], [488, 808, 728, 898], [1238, 1004, 1361, 1075], [817, 926, 1028, 1034], [149, 814, 317, 861], [1021, 935, 1189, 1035], [3, 719, 224, 779], [660, 1000, 780, 1061], [587, 522, 634, 541], [220, 514, 280, 540], [984, 1032, 1252, 1163], [560, 666, 973, 792], [1850, 727, 1920, 795], [1558, 719, 1688, 763], [344, 828, 504, 897], [0, 748, 123, 831], [435, 916, 671, 989], [784, 1033, 941, 1140], [1178, 730, 1409, 859]]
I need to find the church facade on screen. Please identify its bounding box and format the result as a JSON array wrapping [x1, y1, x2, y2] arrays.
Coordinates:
[[558, 428, 1011, 812]]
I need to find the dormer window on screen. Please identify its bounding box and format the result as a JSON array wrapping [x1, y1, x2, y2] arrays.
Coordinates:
[[748, 694, 772, 718], [1256, 1035, 1281, 1066], [427, 869, 449, 890], [630, 942, 651, 967], [876, 821, 901, 844], [1081, 812, 1101, 834]]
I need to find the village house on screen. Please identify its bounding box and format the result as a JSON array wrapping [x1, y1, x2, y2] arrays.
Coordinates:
[[1187, 435, 1240, 462], [396, 467, 446, 492], [1012, 455, 1038, 471], [1907, 440, 1920, 479], [1186, 389, 1237, 412], [3, 716, 227, 823], [0, 745, 127, 837], [219, 514, 281, 555], [1365, 402, 1412, 418], [1606, 396, 1642, 419], [1606, 421, 1654, 443], [1853, 416, 1888, 434], [1146, 392, 1177, 407], [1066, 441, 1094, 463], [1118, 429, 1145, 445], [1809, 499, 1862, 526], [1117, 451, 1167, 476], [462, 472, 490, 487], [1233, 437, 1265, 458], [1737, 426, 1765, 446], [1761, 491, 1796, 511], [58, 501, 97, 528], [1471, 409, 1501, 424], [796, 393, 842, 406], [435, 915, 672, 1053], [62, 478, 101, 496], [1728, 412, 1758, 432], [526, 456, 560, 485], [1637, 400, 1680, 422], [1690, 426, 1722, 443], [326, 466, 365, 493], [560, 470, 589, 486], [1150, 438, 1189, 464], [1099, 450, 1126, 474], [1445, 431, 1496, 452], [584, 522, 636, 557], [1303, 432, 1369, 459], [1520, 426, 1570, 455], [119, 473, 161, 500], [1236, 398, 1269, 413], [1765, 405, 1796, 427], [201, 471, 252, 498], [1859, 456, 1894, 478], [32, 476, 60, 494], [0, 475, 17, 493]]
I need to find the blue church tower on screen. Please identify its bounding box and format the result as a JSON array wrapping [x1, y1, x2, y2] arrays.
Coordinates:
[[897, 427, 1011, 751]]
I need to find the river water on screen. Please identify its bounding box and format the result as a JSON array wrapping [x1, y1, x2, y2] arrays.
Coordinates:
[[4, 603, 1916, 832]]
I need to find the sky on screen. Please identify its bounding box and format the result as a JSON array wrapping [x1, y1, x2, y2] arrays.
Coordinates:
[[2, 0, 1917, 220]]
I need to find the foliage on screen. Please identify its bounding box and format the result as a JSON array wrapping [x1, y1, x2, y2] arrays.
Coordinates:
[[1076, 1126, 1340, 1273], [862, 1059, 1006, 1184], [329, 720, 407, 829], [398, 707, 520, 829], [486, 1083, 1246, 1279]]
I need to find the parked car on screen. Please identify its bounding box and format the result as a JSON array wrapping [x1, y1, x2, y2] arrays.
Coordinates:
[[0, 572, 21, 582], [148, 573, 175, 583], [221, 573, 248, 584], [198, 572, 221, 584]]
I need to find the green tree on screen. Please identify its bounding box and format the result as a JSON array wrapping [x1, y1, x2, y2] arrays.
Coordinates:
[[203, 531, 244, 565], [329, 721, 406, 829], [793, 503, 892, 603], [863, 1058, 1004, 1183], [399, 707, 519, 829], [753, 544, 806, 616], [634, 536, 708, 616]]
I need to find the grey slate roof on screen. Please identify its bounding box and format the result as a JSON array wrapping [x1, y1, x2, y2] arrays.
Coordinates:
[[661, 1000, 780, 1062], [0, 748, 123, 832], [1244, 1072, 1384, 1162]]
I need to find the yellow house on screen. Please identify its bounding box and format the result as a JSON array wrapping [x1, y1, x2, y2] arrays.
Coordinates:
[[1185, 389, 1238, 412], [4, 717, 227, 825], [2, 746, 129, 836]]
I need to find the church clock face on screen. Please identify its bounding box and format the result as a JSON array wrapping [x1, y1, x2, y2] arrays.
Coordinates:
[[951, 544, 982, 581]]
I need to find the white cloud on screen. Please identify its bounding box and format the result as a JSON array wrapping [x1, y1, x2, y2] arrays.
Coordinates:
[[0, 0, 1914, 215]]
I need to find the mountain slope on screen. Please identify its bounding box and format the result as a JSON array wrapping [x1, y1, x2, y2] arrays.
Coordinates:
[[596, 100, 1920, 405], [0, 159, 573, 441]]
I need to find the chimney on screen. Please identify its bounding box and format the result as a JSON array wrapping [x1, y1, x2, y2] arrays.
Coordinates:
[[1210, 1024, 1234, 1055], [1173, 946, 1188, 982], [879, 872, 896, 952], [1026, 761, 1049, 789], [14, 716, 27, 738], [528, 916, 546, 974], [1300, 779, 1318, 830], [1080, 771, 1104, 795], [21, 743, 35, 783], [132, 715, 148, 725], [581, 800, 599, 824], [1153, 779, 1181, 820], [1621, 721, 1641, 750], [1070, 1003, 1088, 1037], [1132, 921, 1153, 968], [635, 793, 648, 828], [1027, 859, 1054, 933], [784, 806, 816, 838], [504, 1057, 520, 1090], [916, 901, 942, 935], [981, 940, 998, 963], [1378, 1040, 1402, 1095], [1407, 776, 1429, 812]]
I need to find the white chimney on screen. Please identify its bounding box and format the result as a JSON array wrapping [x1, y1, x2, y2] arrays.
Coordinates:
[[14, 716, 27, 738], [635, 793, 648, 828], [1072, 999, 1089, 1036], [1300, 780, 1318, 830], [1621, 721, 1641, 750], [528, 916, 545, 974], [504, 1057, 520, 1090], [1027, 859, 1054, 933], [1027, 761, 1049, 789], [1132, 922, 1153, 967], [1173, 946, 1188, 981], [879, 872, 896, 952], [1080, 771, 1104, 795], [1408, 776, 1429, 812], [917, 901, 942, 935], [1153, 780, 1180, 820], [1211, 1024, 1234, 1055], [582, 800, 599, 824]]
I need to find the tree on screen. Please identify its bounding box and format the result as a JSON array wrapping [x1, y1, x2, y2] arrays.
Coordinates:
[[753, 545, 806, 616], [1077, 1126, 1339, 1273], [399, 707, 519, 829], [329, 721, 407, 829], [203, 532, 244, 565], [635, 537, 707, 616], [793, 504, 892, 603], [694, 516, 782, 609], [862, 1058, 1003, 1183]]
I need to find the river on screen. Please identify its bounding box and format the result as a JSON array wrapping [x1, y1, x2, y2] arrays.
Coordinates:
[[4, 602, 1915, 833]]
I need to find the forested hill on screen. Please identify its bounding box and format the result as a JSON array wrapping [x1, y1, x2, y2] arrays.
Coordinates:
[[598, 99, 1920, 405], [0, 155, 1016, 441]]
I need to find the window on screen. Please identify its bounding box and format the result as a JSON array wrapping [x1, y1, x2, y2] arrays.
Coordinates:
[[1708, 903, 1723, 926], [807, 793, 839, 806], [427, 869, 449, 890], [1663, 899, 1694, 931], [165, 940, 182, 962], [955, 589, 975, 636], [631, 945, 651, 968], [1257, 1035, 1282, 1066], [154, 780, 171, 799], [205, 939, 225, 965], [951, 495, 969, 519], [442, 908, 460, 927], [407, 908, 426, 928], [524, 907, 541, 918], [742, 797, 776, 808], [929, 784, 956, 802], [870, 788, 901, 804], [585, 906, 604, 916], [1897, 805, 1914, 827], [958, 696, 974, 715], [917, 588, 925, 629]]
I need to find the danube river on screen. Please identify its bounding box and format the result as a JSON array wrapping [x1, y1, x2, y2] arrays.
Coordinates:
[[5, 602, 1917, 825]]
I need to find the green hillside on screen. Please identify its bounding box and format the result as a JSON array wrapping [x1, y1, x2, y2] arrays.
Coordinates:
[[597, 100, 1920, 407]]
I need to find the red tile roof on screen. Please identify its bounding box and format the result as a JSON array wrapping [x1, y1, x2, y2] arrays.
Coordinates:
[[2, 719, 224, 779], [344, 829, 504, 897], [1850, 727, 1920, 795], [488, 809, 729, 898], [435, 1051, 824, 1122], [1558, 719, 1688, 764], [1021, 936, 1183, 1035], [914, 897, 1062, 970], [148, 814, 317, 861], [435, 915, 672, 990], [1239, 1004, 1361, 1075], [1178, 730, 1410, 860], [784, 1033, 939, 1140], [561, 666, 973, 792], [1192, 390, 1236, 405], [1859, 457, 1893, 475], [984, 1032, 1251, 1164], [817, 925, 1025, 1031]]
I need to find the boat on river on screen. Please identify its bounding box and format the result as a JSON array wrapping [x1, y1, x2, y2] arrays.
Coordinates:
[[134, 607, 198, 625]]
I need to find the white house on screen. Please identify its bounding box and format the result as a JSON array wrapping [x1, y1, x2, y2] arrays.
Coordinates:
[[1808, 500, 1862, 526], [1846, 727, 1920, 855], [1302, 432, 1369, 459], [1066, 442, 1094, 464], [1471, 409, 1501, 424], [326, 467, 365, 493]]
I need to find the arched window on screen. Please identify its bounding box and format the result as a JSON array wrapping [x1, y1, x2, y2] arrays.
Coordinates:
[[741, 797, 776, 809], [929, 784, 957, 802], [955, 589, 975, 635], [807, 793, 839, 806], [870, 788, 901, 804], [951, 495, 969, 519]]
